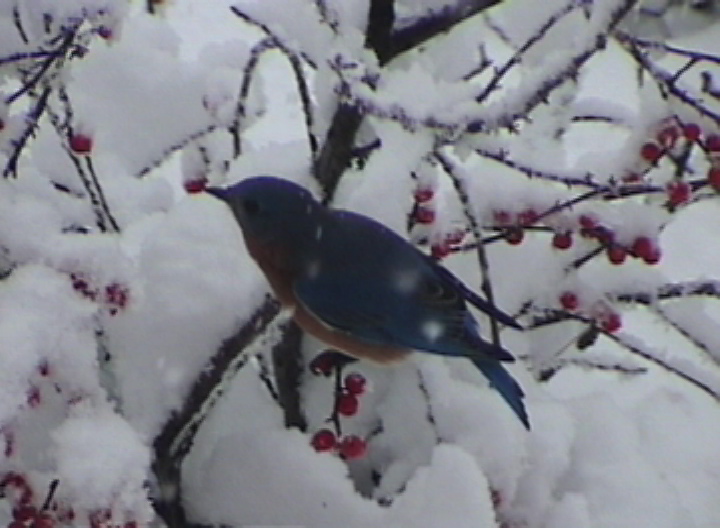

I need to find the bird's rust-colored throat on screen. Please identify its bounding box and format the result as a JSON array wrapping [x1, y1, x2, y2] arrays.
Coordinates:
[[292, 303, 410, 365]]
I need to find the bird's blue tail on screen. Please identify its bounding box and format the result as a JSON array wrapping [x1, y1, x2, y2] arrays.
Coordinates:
[[472, 358, 530, 430]]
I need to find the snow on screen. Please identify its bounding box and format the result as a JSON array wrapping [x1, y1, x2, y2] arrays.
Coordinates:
[[0, 1, 719, 528], [106, 195, 267, 437], [421, 320, 444, 342], [53, 407, 152, 521]]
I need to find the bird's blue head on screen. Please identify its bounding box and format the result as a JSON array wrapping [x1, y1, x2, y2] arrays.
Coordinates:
[[207, 176, 322, 245]]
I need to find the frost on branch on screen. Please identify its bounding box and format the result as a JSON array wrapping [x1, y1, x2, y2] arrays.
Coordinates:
[[1, 1, 720, 528]]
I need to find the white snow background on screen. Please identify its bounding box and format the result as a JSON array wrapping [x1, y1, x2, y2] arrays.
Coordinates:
[[0, 1, 719, 527]]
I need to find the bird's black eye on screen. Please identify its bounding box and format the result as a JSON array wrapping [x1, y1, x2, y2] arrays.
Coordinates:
[[243, 198, 260, 215]]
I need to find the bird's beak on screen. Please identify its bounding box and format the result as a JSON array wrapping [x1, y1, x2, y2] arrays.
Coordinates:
[[205, 187, 228, 201]]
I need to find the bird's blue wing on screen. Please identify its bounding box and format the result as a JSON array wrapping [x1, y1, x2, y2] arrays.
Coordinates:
[[292, 210, 513, 362], [429, 261, 523, 330]]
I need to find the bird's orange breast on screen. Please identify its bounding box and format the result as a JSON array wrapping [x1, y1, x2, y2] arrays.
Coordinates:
[[243, 235, 298, 306], [293, 302, 410, 365]]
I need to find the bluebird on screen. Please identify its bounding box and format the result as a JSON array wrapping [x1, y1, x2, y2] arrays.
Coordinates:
[[207, 176, 529, 429]]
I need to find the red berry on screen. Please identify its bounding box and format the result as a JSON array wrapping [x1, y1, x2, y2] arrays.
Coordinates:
[[34, 513, 54, 528], [338, 435, 367, 459], [184, 179, 207, 194], [592, 225, 615, 246], [105, 283, 129, 312], [666, 181, 691, 206], [309, 352, 336, 376], [1, 472, 25, 487], [57, 508, 75, 523], [69, 272, 97, 300], [97, 26, 113, 39], [630, 236, 653, 260], [504, 227, 524, 245], [431, 243, 451, 259], [310, 429, 337, 452], [552, 232, 573, 250], [682, 123, 701, 142], [578, 214, 597, 230], [8, 521, 25, 528], [414, 187, 434, 203], [606, 245, 627, 265], [517, 209, 538, 226], [19, 487, 33, 505], [559, 291, 579, 311], [708, 167, 720, 192], [493, 210, 512, 226], [640, 142, 663, 163], [69, 134, 93, 154], [445, 229, 465, 245], [622, 172, 642, 183], [336, 393, 359, 416], [643, 246, 662, 265], [414, 206, 435, 224], [705, 134, 720, 151], [13, 505, 37, 522], [600, 312, 622, 333], [344, 373, 367, 395]]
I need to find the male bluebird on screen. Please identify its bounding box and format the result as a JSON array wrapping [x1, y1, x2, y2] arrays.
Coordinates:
[[207, 176, 529, 429]]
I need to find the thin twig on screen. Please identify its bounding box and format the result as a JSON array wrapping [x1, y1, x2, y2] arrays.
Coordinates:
[[229, 8, 318, 159], [2, 86, 52, 179], [136, 124, 218, 178], [475, 0, 578, 103], [435, 149, 502, 348]]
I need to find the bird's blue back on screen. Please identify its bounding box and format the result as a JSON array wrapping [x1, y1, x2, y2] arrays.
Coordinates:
[[294, 209, 512, 363]]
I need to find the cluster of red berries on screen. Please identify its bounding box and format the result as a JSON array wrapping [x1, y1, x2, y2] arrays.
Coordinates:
[[413, 185, 436, 220], [640, 120, 718, 162], [70, 273, 130, 315], [9, 505, 55, 528], [639, 119, 720, 195], [490, 119, 717, 258], [8, 508, 54, 528], [558, 291, 622, 333], [552, 214, 661, 266], [87, 509, 139, 528], [413, 185, 437, 225], [308, 352, 369, 459], [310, 429, 367, 460], [430, 229, 466, 259], [1, 472, 34, 509], [0, 474, 75, 528], [0, 474, 140, 528], [410, 184, 469, 259]]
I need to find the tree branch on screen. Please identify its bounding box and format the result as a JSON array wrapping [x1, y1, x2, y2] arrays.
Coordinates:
[[152, 297, 284, 528], [391, 0, 503, 60]]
